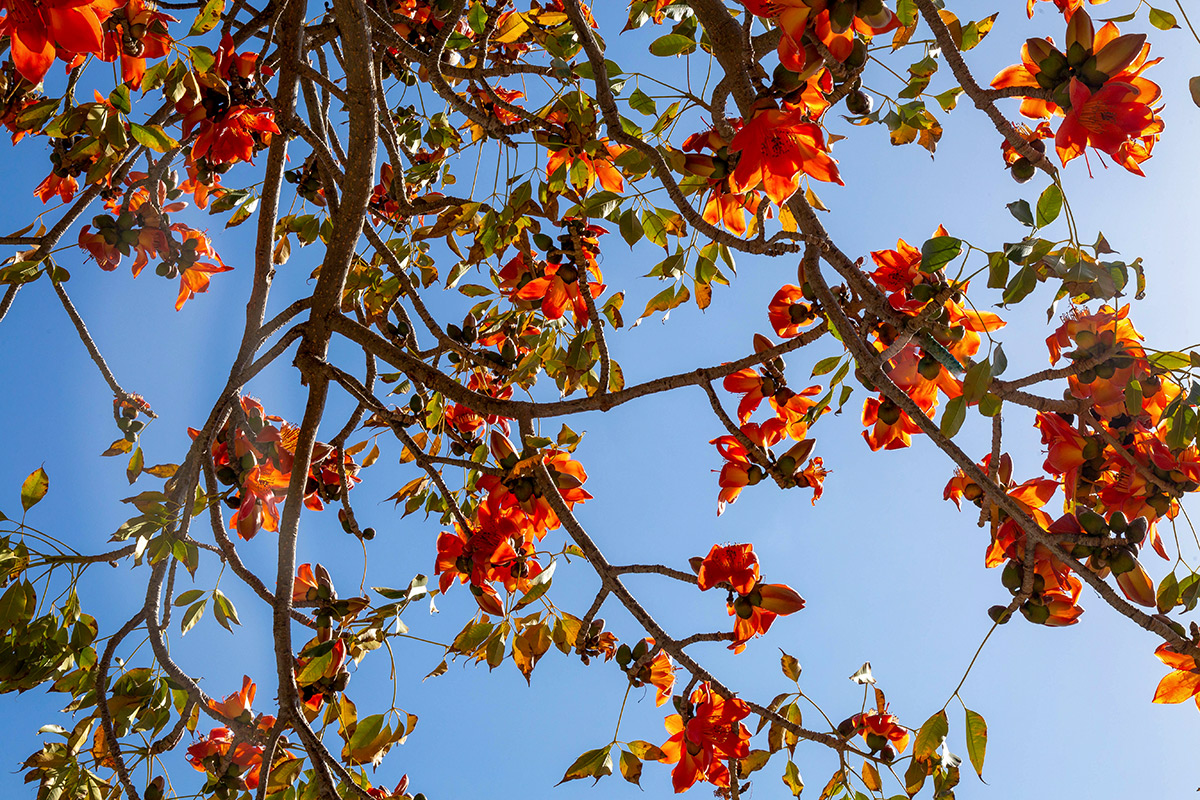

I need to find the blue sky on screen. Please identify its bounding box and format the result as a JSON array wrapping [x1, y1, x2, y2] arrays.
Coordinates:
[[1, 1, 1199, 798]]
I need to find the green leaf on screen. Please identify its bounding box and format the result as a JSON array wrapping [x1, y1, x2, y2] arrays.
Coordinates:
[[812, 355, 842, 376], [1007, 199, 1034, 227], [940, 396, 966, 437], [1157, 571, 1180, 613], [780, 649, 801, 682], [188, 0, 226, 36], [978, 392, 1002, 417], [964, 708, 987, 778], [173, 589, 205, 607], [180, 600, 206, 635], [905, 757, 929, 796], [558, 746, 613, 784], [1178, 572, 1200, 611], [1002, 264, 1039, 305], [467, 2, 488, 34], [213, 589, 240, 631], [127, 447, 144, 484], [960, 13, 997, 50], [452, 621, 494, 654], [641, 210, 668, 248], [1190, 76, 1200, 109], [1035, 184, 1063, 228], [991, 344, 1007, 376], [1124, 379, 1143, 417], [914, 710, 948, 762], [782, 760, 804, 797], [986, 251, 1010, 289], [515, 559, 555, 609], [961, 360, 992, 405], [129, 123, 180, 154], [919, 236, 962, 273], [628, 88, 657, 116], [933, 87, 963, 112], [107, 85, 131, 115], [188, 46, 215, 75], [20, 467, 48, 511], [619, 209, 643, 246], [648, 33, 696, 57], [1148, 7, 1179, 29]]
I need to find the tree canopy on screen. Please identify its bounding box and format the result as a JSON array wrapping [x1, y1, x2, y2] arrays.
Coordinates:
[[0, 0, 1198, 798]]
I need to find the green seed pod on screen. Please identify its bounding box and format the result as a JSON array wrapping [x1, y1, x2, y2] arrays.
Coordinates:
[[845, 89, 873, 116], [1010, 158, 1036, 183], [1001, 561, 1022, 591], [1022, 601, 1050, 625], [1078, 508, 1107, 536]]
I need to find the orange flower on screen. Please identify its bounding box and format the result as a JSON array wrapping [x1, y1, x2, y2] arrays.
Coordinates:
[[729, 104, 842, 203], [660, 682, 751, 793], [1, 0, 119, 84], [475, 450, 592, 538], [545, 140, 628, 195], [189, 104, 281, 166], [1026, 0, 1100, 19], [793, 455, 828, 504], [34, 172, 78, 204], [767, 284, 819, 338], [862, 395, 923, 451], [97, 0, 174, 88], [208, 675, 256, 720], [511, 262, 605, 326], [1035, 412, 1093, 507], [991, 10, 1160, 124], [696, 543, 759, 594], [728, 582, 805, 653], [710, 421, 784, 514], [810, 1, 898, 63], [680, 123, 767, 236], [853, 704, 910, 755], [1152, 643, 1200, 709], [742, 0, 817, 45], [621, 638, 676, 707], [186, 727, 266, 789], [869, 229, 946, 313], [1055, 79, 1159, 173], [177, 35, 279, 167], [173, 226, 232, 310]]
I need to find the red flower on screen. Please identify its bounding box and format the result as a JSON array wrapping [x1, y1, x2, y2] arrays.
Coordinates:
[[97, 0, 174, 88], [1152, 643, 1200, 710], [729, 104, 842, 204], [660, 683, 751, 793], [1055, 79, 1159, 174], [852, 703, 910, 755], [728, 583, 805, 653], [173, 226, 232, 310], [696, 543, 759, 594], [208, 675, 257, 720], [1, 0, 119, 84], [767, 284, 818, 338]]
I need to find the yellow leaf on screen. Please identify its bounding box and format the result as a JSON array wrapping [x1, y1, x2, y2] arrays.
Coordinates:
[[805, 185, 830, 212]]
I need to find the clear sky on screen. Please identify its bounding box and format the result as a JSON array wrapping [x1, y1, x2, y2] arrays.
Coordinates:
[[1, 1, 1199, 798]]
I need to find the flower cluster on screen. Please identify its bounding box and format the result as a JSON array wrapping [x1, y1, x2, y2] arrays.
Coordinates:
[[659, 682, 752, 793], [193, 396, 360, 540], [435, 431, 590, 615], [695, 543, 806, 652], [991, 10, 1162, 174]]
